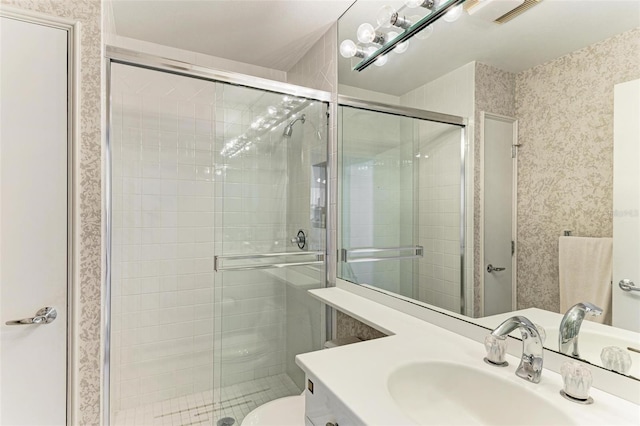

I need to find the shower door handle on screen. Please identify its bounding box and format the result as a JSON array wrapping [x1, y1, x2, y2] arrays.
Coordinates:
[[486, 264, 506, 273], [341, 246, 423, 263], [214, 251, 324, 271], [5, 307, 57, 325]]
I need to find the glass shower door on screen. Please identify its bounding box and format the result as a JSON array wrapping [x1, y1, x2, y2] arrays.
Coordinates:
[[339, 106, 418, 296], [212, 83, 327, 424], [109, 61, 328, 426], [338, 105, 466, 315]]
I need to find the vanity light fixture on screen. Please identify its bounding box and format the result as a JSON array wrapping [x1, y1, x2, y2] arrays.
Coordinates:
[[357, 23, 385, 44], [340, 0, 468, 71], [443, 4, 464, 21]]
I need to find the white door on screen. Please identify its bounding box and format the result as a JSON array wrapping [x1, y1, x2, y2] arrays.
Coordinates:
[[613, 79, 640, 332], [482, 113, 517, 316], [0, 15, 69, 424]]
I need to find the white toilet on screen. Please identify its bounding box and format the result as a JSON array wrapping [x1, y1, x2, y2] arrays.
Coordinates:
[[240, 337, 362, 426], [240, 394, 305, 426]]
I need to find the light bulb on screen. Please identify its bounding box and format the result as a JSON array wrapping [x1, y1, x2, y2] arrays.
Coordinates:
[[357, 23, 376, 44], [366, 46, 388, 67], [415, 24, 433, 40], [405, 0, 425, 7], [376, 5, 396, 28], [388, 31, 409, 54], [443, 4, 463, 22], [339, 39, 358, 58], [406, 0, 437, 8]]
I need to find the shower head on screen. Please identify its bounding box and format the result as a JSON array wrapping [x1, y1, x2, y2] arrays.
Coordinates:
[[283, 114, 306, 137]]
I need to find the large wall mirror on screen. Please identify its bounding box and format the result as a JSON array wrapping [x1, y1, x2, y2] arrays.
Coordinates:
[[336, 0, 640, 379]]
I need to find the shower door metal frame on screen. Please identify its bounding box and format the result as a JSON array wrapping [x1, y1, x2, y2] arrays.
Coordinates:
[[336, 95, 469, 316], [103, 48, 333, 426]]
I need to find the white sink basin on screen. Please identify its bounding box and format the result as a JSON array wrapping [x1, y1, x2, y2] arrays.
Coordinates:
[[387, 362, 575, 425]]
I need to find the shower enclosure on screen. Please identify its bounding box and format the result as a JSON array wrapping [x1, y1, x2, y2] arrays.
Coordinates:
[[338, 102, 468, 315], [107, 57, 328, 425]]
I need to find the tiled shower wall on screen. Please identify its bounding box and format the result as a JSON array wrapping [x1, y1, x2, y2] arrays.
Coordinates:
[[400, 63, 475, 315], [110, 64, 219, 411], [414, 122, 464, 313], [284, 109, 327, 389], [340, 109, 414, 295], [111, 65, 318, 413], [213, 85, 291, 391]]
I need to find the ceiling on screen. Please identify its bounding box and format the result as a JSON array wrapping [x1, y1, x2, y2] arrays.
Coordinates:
[[111, 0, 355, 71], [338, 0, 640, 95], [111, 0, 640, 93]]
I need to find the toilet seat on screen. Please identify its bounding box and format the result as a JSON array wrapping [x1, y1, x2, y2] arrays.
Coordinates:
[[240, 395, 305, 426]]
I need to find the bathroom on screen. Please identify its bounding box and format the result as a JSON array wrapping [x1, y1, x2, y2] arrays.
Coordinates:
[[0, 0, 639, 424]]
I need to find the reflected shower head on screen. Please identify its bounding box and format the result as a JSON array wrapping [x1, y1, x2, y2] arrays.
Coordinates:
[[283, 114, 306, 137]]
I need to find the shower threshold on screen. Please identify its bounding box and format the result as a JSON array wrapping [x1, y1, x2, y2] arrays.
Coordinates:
[[113, 373, 300, 426]]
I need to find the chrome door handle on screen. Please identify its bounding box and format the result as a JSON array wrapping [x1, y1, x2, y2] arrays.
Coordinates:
[[487, 264, 506, 273], [5, 307, 57, 325], [619, 279, 640, 292]]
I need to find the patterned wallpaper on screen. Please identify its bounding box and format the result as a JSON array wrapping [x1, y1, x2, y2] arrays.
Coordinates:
[[336, 310, 386, 341], [0, 0, 102, 424], [516, 28, 640, 312], [474, 63, 516, 317]]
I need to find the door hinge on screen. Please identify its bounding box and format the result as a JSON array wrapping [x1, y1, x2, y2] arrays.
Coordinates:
[[511, 144, 521, 158], [512, 240, 515, 256]]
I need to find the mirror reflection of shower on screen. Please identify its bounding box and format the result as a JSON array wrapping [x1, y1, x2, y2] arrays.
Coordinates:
[[283, 114, 306, 137]]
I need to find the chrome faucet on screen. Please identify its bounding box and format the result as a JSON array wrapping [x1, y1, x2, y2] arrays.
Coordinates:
[[491, 316, 544, 383], [559, 302, 603, 357]]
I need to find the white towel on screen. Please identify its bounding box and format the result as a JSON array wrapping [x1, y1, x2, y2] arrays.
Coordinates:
[[558, 236, 613, 325]]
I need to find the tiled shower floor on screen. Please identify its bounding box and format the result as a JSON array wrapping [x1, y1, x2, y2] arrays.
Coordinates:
[[113, 374, 301, 426]]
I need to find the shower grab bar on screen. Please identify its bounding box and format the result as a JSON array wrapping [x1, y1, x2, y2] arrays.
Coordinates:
[[340, 246, 423, 263], [214, 251, 324, 272]]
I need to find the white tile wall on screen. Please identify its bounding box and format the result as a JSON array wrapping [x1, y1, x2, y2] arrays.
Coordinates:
[[287, 23, 337, 93], [399, 62, 475, 316], [340, 109, 413, 295], [414, 122, 463, 312], [283, 106, 328, 389], [111, 63, 219, 412], [112, 64, 326, 414], [283, 25, 336, 389]]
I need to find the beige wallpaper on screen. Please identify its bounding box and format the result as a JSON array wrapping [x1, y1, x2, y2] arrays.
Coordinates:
[[1, 0, 102, 423], [473, 63, 516, 317], [516, 28, 640, 313], [336, 311, 387, 341]]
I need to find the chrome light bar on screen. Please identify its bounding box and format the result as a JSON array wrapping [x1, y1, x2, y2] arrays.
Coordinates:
[[354, 0, 468, 71]]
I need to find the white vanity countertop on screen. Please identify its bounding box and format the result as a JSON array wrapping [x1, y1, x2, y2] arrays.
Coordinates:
[[295, 288, 640, 425]]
